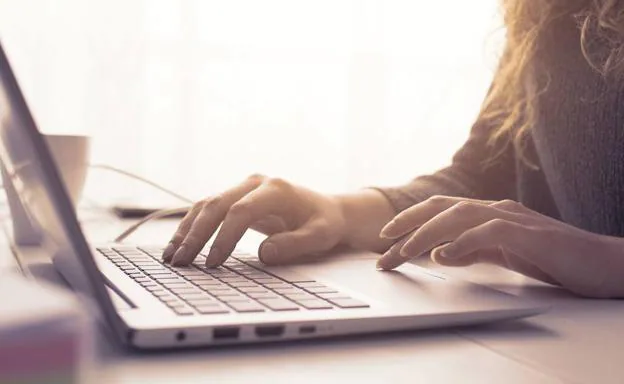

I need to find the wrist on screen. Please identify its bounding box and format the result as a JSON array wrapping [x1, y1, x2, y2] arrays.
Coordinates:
[[333, 189, 396, 252]]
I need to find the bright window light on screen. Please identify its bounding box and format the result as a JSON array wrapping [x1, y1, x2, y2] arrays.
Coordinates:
[[0, 0, 503, 204]]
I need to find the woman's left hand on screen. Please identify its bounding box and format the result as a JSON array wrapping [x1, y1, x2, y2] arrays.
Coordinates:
[[377, 196, 624, 299]]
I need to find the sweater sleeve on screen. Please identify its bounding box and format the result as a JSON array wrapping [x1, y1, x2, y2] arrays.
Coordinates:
[[374, 94, 518, 213]]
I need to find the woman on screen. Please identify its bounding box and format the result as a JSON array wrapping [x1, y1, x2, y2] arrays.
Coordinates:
[[162, 0, 624, 299]]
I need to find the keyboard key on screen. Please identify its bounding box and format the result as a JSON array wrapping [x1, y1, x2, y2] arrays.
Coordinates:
[[203, 268, 231, 275], [117, 248, 143, 253], [211, 289, 242, 297], [128, 273, 145, 279], [159, 296, 180, 303], [204, 285, 236, 292], [273, 287, 302, 295], [178, 292, 213, 301], [327, 298, 369, 309], [176, 270, 206, 277], [263, 282, 292, 290], [247, 292, 281, 300], [186, 297, 218, 305], [250, 277, 280, 284], [219, 277, 250, 284], [165, 301, 188, 308], [227, 281, 258, 288], [236, 270, 262, 277], [170, 287, 204, 295], [305, 286, 338, 294], [237, 286, 269, 294], [295, 299, 333, 310], [195, 304, 229, 315], [172, 307, 194, 316], [145, 272, 177, 278], [295, 282, 324, 289], [152, 290, 173, 297], [316, 292, 352, 300], [135, 277, 151, 283], [228, 301, 265, 313], [196, 282, 228, 290], [150, 276, 183, 282], [283, 292, 317, 301], [185, 276, 217, 282], [162, 282, 193, 289], [223, 259, 245, 266], [138, 266, 169, 271], [242, 261, 315, 283], [133, 260, 159, 266], [257, 298, 300, 311], [220, 295, 252, 303], [145, 286, 165, 292]]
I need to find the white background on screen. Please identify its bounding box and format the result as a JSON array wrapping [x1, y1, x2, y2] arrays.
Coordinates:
[[0, 0, 503, 205]]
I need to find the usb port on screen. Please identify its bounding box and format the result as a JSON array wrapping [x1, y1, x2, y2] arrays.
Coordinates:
[[255, 325, 285, 338], [213, 327, 240, 340], [299, 325, 316, 335]]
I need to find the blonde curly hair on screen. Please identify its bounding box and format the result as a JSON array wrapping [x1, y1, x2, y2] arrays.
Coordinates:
[[481, 0, 624, 163]]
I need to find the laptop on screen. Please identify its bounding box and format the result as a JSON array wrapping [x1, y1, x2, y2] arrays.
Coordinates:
[[0, 41, 548, 349]]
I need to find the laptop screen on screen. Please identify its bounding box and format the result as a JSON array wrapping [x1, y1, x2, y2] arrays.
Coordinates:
[[0, 41, 125, 337]]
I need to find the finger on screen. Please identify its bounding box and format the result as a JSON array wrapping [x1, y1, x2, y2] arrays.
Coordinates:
[[205, 181, 293, 267], [162, 203, 203, 262], [376, 235, 411, 270], [431, 244, 560, 285], [380, 196, 495, 239], [170, 174, 265, 266], [399, 202, 530, 259], [259, 219, 336, 265], [250, 215, 289, 235], [438, 219, 561, 273]]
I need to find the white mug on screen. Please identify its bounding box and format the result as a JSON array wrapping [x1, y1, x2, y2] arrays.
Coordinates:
[[3, 133, 91, 245], [44, 134, 91, 206]]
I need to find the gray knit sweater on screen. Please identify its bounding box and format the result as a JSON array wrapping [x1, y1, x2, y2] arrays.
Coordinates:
[[377, 13, 624, 237]]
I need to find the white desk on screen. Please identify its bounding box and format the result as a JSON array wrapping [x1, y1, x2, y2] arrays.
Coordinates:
[[12, 211, 624, 383]]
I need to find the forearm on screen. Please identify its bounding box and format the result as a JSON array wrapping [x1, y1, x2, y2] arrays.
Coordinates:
[[335, 189, 397, 253]]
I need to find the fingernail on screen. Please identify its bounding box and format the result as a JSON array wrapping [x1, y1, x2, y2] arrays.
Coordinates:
[[379, 221, 397, 238], [399, 246, 411, 258], [162, 242, 176, 261], [259, 242, 277, 263], [205, 246, 222, 268], [171, 244, 188, 266], [376, 253, 402, 271], [440, 245, 457, 258]]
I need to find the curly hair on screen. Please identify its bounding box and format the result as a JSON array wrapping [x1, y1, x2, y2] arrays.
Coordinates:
[[480, 0, 624, 165]]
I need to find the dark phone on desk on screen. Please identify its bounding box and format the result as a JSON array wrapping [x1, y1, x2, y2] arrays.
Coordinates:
[[111, 204, 187, 219]]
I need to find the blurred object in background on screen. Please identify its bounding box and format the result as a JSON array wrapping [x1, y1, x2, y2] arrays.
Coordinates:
[[0, 274, 94, 384]]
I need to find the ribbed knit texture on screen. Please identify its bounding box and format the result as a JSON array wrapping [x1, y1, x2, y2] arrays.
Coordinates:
[[376, 13, 624, 237]]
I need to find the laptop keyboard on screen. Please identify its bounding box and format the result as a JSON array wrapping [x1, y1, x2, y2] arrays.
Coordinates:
[[96, 246, 369, 316]]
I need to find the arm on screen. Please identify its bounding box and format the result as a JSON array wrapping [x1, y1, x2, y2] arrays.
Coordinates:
[[165, 82, 517, 267], [375, 116, 517, 214], [336, 92, 517, 253]]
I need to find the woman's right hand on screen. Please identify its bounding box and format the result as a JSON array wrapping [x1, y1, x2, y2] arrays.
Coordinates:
[[161, 174, 348, 268]]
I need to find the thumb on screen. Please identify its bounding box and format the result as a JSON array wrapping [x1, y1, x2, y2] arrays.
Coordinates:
[[259, 220, 336, 265]]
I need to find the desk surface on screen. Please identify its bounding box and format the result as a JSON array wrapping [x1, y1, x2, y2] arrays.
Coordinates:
[[13, 210, 624, 384]]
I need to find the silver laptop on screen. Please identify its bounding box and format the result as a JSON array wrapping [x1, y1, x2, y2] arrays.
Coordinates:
[[0, 41, 547, 349]]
